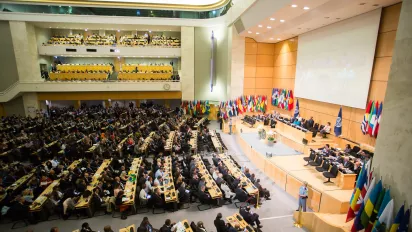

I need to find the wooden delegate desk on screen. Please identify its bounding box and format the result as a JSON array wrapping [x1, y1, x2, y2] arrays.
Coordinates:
[[119, 224, 136, 232], [217, 154, 258, 196], [174, 220, 193, 232], [75, 159, 112, 216], [210, 130, 223, 153], [57, 64, 112, 73], [194, 117, 207, 130], [30, 160, 81, 214], [122, 158, 142, 214], [49, 72, 108, 81], [193, 155, 222, 200], [122, 65, 173, 73], [227, 213, 255, 232], [140, 132, 155, 153], [164, 131, 175, 153], [160, 156, 178, 210], [0, 170, 35, 202], [275, 119, 312, 143], [189, 131, 198, 154], [118, 72, 172, 80]]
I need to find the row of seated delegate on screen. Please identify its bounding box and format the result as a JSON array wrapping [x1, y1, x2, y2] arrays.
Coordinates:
[[45, 34, 180, 47], [48, 72, 109, 81], [56, 64, 114, 74], [118, 35, 180, 47]]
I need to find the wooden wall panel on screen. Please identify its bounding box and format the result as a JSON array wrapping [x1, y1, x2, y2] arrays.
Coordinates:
[[372, 57, 392, 81], [272, 78, 295, 90], [243, 88, 255, 96], [368, 81, 388, 102], [255, 78, 273, 88], [244, 66, 256, 77], [256, 67, 274, 77], [245, 43, 258, 55], [244, 78, 256, 89], [273, 65, 296, 78], [256, 55, 274, 67], [257, 43, 275, 55], [274, 51, 297, 66], [379, 3, 401, 33], [375, 31, 396, 57]]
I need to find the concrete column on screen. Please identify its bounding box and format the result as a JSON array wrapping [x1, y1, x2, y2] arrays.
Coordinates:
[[181, 27, 195, 100], [22, 93, 39, 118], [229, 26, 245, 99], [104, 100, 111, 108], [9, 22, 41, 82], [114, 57, 124, 72], [164, 99, 170, 108], [372, 1, 412, 212]]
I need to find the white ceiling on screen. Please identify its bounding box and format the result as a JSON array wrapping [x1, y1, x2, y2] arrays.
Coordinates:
[[242, 0, 401, 43], [32, 22, 181, 31]]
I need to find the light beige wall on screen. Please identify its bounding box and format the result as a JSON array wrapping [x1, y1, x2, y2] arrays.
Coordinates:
[[194, 25, 229, 101], [229, 26, 245, 99], [4, 96, 25, 116], [9, 21, 42, 82], [22, 93, 39, 118], [0, 21, 19, 91], [181, 26, 195, 100]]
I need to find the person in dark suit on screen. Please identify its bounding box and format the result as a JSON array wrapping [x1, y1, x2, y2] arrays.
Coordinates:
[[240, 206, 262, 228], [339, 156, 354, 172], [214, 213, 228, 232], [190, 175, 200, 189], [198, 185, 211, 205], [254, 179, 271, 200], [307, 116, 314, 129], [231, 177, 240, 190], [151, 187, 165, 208], [177, 182, 190, 204], [234, 185, 248, 202]]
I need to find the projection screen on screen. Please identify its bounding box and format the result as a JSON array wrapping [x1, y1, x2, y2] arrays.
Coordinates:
[[294, 9, 381, 109]]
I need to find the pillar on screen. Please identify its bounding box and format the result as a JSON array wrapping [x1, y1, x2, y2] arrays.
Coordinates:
[[74, 100, 81, 109], [181, 27, 195, 100], [135, 100, 140, 107], [114, 57, 125, 72], [371, 1, 412, 211], [229, 26, 245, 99], [22, 93, 39, 118]]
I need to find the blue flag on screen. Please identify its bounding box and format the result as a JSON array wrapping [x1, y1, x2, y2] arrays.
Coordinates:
[[294, 99, 300, 119], [334, 107, 342, 136]]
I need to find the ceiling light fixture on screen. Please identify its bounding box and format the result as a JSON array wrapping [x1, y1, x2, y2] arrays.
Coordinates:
[[303, 6, 310, 10], [270, 38, 274, 40], [291, 4, 297, 8], [117, 29, 120, 32], [277, 38, 281, 41], [248, 31, 252, 34], [256, 32, 260, 35], [280, 19, 285, 23], [258, 25, 262, 27], [270, 18, 275, 21], [267, 26, 272, 29], [85, 28, 88, 31]]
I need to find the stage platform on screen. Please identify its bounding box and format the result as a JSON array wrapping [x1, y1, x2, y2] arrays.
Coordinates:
[[293, 212, 352, 232], [235, 122, 353, 215], [239, 133, 301, 156]]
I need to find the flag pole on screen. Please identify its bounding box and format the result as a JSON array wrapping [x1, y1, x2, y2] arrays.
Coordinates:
[[294, 209, 302, 228]]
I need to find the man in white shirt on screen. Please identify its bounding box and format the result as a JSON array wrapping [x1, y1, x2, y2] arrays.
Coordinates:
[[320, 122, 331, 137]]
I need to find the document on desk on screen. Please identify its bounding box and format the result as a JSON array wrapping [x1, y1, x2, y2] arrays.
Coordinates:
[[174, 222, 186, 232]]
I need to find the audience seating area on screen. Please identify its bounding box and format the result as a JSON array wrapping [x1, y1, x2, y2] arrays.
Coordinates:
[[0, 105, 264, 232], [118, 35, 181, 47], [119, 64, 173, 81], [85, 34, 116, 46], [46, 34, 83, 46], [48, 64, 113, 81]]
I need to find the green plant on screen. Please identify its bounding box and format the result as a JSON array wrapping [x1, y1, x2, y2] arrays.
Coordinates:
[[268, 137, 275, 142]]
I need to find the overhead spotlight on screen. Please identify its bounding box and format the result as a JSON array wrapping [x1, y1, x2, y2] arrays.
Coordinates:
[[267, 26, 272, 29], [277, 38, 281, 40], [248, 31, 252, 34], [270, 18, 275, 21], [117, 56, 120, 59], [270, 38, 274, 40], [256, 32, 260, 35], [291, 4, 298, 8], [280, 19, 285, 23], [149, 31, 152, 33], [85, 28, 88, 31], [303, 6, 310, 10], [117, 29, 120, 32], [258, 25, 262, 27]]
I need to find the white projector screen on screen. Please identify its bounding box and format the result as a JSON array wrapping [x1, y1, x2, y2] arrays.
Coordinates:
[[295, 9, 381, 109]]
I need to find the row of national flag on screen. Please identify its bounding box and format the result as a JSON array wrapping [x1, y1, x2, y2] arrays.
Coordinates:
[[361, 100, 383, 137], [219, 95, 267, 120], [346, 160, 410, 232], [271, 88, 294, 111], [180, 100, 210, 116]]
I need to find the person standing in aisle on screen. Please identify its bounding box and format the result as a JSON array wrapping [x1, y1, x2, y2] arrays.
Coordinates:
[[297, 181, 308, 212]]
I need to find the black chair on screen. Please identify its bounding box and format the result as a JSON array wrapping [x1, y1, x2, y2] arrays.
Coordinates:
[[152, 204, 165, 214], [196, 198, 212, 211], [308, 155, 322, 167], [323, 165, 339, 183], [316, 160, 330, 172], [303, 150, 316, 162], [111, 203, 122, 218]]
